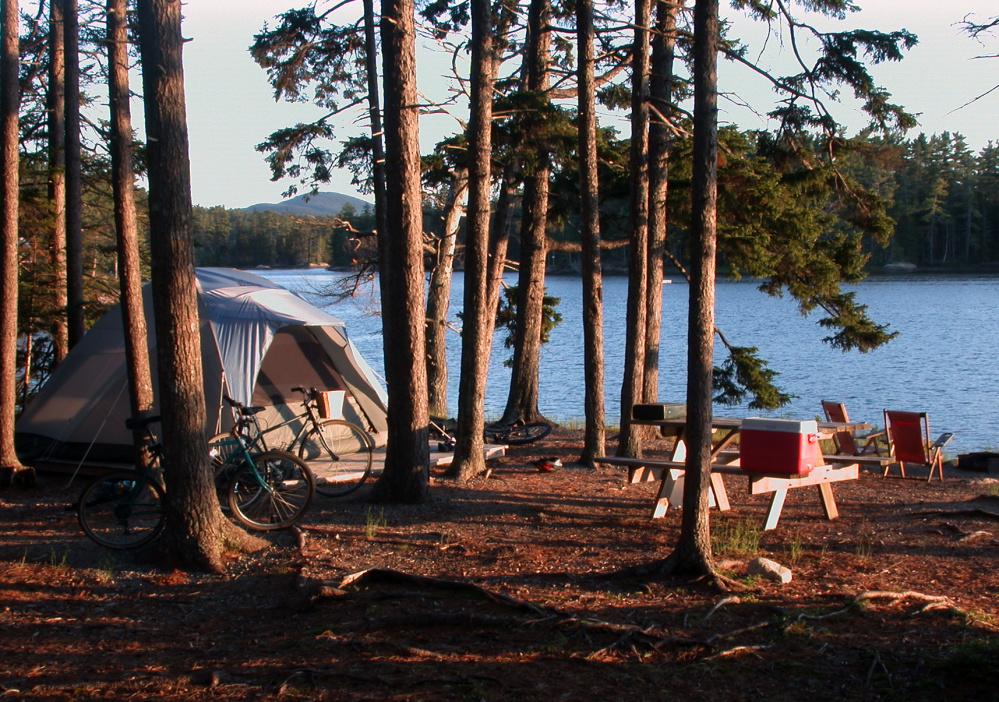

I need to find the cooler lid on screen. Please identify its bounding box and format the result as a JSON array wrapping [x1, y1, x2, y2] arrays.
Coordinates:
[[742, 417, 818, 434]]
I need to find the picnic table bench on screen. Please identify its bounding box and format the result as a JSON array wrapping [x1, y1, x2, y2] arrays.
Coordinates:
[[596, 455, 860, 530]]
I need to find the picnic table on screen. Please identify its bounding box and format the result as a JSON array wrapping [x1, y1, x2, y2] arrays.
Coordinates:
[[597, 415, 872, 529]]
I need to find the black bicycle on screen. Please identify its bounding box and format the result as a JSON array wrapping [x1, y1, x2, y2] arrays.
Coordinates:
[[209, 388, 372, 498], [77, 415, 166, 549], [431, 417, 552, 448]]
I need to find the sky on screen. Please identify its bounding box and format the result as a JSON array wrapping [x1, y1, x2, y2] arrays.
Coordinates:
[[177, 0, 998, 209]]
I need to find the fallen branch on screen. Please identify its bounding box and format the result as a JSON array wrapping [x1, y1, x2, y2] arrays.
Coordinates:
[[702, 595, 741, 622]]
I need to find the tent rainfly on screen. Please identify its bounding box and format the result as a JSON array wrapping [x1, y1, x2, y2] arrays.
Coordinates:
[[16, 268, 388, 465]]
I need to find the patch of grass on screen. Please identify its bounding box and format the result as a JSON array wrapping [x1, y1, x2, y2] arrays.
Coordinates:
[[364, 507, 387, 539], [785, 535, 804, 565], [48, 548, 69, 568], [713, 517, 762, 557], [985, 482, 999, 497], [97, 553, 117, 583]]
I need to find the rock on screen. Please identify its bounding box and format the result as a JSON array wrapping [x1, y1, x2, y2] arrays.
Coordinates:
[[748, 557, 792, 584]]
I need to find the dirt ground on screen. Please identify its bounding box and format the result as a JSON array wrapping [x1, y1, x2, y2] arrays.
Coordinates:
[[2, 427, 999, 701]]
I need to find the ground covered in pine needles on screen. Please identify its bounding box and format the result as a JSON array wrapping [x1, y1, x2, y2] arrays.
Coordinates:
[[2, 427, 999, 700]]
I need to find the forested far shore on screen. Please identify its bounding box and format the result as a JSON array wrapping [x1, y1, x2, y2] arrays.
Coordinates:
[[190, 130, 999, 273]]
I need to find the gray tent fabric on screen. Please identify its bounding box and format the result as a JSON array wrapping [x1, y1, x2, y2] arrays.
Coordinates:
[[16, 268, 387, 465]]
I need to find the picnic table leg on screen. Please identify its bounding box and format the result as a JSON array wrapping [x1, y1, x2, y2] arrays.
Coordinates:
[[763, 488, 788, 530], [817, 482, 839, 520], [652, 468, 688, 518], [709, 472, 731, 511]]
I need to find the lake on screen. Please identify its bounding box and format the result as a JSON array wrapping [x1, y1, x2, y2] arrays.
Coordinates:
[[259, 268, 999, 455]]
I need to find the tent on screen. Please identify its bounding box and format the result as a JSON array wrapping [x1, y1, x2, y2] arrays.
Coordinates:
[[16, 268, 388, 465]]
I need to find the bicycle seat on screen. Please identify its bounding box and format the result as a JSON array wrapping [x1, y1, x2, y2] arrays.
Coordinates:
[[239, 405, 266, 416]]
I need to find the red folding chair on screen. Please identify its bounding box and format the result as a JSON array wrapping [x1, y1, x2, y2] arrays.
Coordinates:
[[821, 401, 885, 456], [883, 410, 954, 482]]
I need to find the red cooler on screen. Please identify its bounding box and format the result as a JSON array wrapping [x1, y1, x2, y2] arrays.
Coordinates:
[[739, 418, 823, 475]]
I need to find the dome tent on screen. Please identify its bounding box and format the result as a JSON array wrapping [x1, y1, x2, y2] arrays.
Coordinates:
[[16, 268, 387, 466]]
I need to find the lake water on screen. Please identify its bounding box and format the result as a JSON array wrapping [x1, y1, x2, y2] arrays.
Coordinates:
[[259, 268, 999, 455]]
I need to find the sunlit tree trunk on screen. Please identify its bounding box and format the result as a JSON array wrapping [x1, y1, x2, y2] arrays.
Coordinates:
[[48, 0, 68, 364], [502, 0, 550, 425], [617, 0, 651, 457], [137, 0, 240, 570], [64, 0, 84, 347], [0, 0, 31, 487], [671, 0, 718, 575], [643, 0, 682, 408], [576, 0, 605, 465], [426, 170, 467, 418], [362, 0, 387, 248], [372, 0, 430, 503], [450, 0, 496, 482], [108, 0, 155, 467]]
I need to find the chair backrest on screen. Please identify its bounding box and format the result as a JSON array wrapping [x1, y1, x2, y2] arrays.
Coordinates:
[[822, 401, 858, 455], [884, 410, 930, 464]]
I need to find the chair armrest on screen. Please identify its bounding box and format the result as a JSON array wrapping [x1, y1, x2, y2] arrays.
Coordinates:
[[931, 432, 954, 450]]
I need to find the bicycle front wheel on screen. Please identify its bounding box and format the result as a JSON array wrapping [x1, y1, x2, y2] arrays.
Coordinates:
[[227, 450, 315, 530], [299, 419, 374, 497], [78, 471, 165, 549], [498, 422, 552, 446]]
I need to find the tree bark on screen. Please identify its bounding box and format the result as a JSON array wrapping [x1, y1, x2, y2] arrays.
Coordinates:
[[48, 0, 68, 364], [671, 0, 718, 576], [426, 171, 467, 419], [450, 0, 496, 482], [576, 0, 605, 465], [643, 0, 682, 409], [502, 0, 551, 426], [362, 0, 387, 245], [108, 0, 155, 467], [64, 0, 84, 347], [617, 0, 652, 458], [0, 0, 31, 486], [137, 0, 240, 570], [372, 0, 430, 503]]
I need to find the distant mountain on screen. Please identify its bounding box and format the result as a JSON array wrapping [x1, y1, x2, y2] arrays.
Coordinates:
[[243, 191, 372, 217]]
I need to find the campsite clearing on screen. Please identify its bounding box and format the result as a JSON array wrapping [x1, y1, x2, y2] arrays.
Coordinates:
[[2, 427, 999, 700]]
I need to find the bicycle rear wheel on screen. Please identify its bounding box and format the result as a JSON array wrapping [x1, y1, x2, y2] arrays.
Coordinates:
[[496, 421, 552, 445], [78, 471, 165, 549], [227, 450, 314, 530], [299, 419, 374, 497]]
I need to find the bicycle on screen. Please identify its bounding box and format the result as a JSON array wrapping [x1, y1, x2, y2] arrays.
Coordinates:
[[77, 415, 166, 549], [206, 406, 316, 530], [430, 416, 552, 449], [209, 387, 372, 498]]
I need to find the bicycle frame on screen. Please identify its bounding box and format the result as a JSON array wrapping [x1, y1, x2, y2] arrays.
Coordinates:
[[223, 390, 328, 453]]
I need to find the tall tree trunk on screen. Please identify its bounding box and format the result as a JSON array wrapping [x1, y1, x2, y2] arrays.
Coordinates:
[[671, 0, 718, 576], [0, 0, 31, 486], [64, 0, 84, 347], [450, 0, 496, 482], [136, 0, 240, 570], [502, 0, 550, 425], [48, 0, 68, 364], [372, 0, 430, 503], [617, 0, 652, 457], [426, 170, 467, 418], [108, 0, 155, 467], [362, 0, 387, 245], [576, 0, 605, 465], [643, 0, 681, 409]]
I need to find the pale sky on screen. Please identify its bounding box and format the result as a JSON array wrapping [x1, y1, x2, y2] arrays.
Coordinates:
[[177, 0, 998, 209]]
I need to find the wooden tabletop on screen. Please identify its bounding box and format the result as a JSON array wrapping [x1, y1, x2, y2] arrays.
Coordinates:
[[631, 416, 871, 432]]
